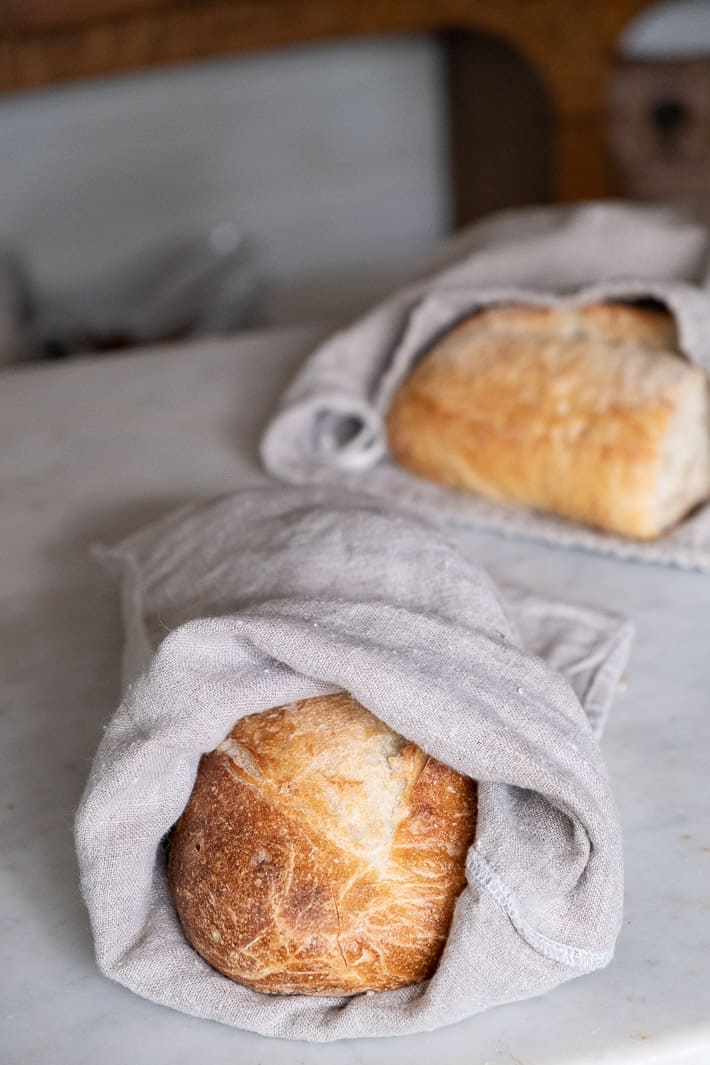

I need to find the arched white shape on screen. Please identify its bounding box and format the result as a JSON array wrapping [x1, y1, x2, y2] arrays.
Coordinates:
[[621, 0, 710, 57]]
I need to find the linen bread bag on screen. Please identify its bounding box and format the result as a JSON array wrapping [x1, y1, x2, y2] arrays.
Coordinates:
[[76, 486, 632, 1041], [261, 203, 710, 569]]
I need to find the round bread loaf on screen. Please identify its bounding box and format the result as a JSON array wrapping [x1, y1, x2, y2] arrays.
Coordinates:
[[168, 692, 477, 995], [386, 301, 710, 539]]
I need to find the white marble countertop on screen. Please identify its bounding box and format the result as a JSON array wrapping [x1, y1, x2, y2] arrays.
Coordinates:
[[2, 327, 710, 1065]]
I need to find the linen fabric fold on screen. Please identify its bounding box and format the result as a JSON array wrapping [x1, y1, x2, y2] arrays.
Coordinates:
[[261, 203, 710, 569], [76, 486, 631, 1040]]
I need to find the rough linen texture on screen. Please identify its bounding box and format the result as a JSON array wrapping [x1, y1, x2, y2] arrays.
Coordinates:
[[76, 486, 632, 1041], [260, 203, 710, 570]]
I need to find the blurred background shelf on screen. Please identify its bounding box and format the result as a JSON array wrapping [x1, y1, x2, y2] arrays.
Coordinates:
[[0, 0, 667, 215], [1, 0, 709, 354]]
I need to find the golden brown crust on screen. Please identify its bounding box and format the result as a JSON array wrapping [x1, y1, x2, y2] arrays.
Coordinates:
[[452, 302, 679, 351], [168, 693, 476, 995], [386, 302, 709, 539], [577, 303, 679, 350]]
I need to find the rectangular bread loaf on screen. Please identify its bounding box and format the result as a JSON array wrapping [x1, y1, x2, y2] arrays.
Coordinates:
[[386, 303, 710, 540]]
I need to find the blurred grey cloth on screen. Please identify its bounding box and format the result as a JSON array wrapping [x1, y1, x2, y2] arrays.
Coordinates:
[[76, 486, 631, 1041], [261, 203, 710, 570]]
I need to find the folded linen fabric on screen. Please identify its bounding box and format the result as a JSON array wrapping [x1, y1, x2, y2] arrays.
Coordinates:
[[76, 486, 631, 1040], [261, 203, 710, 569]]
